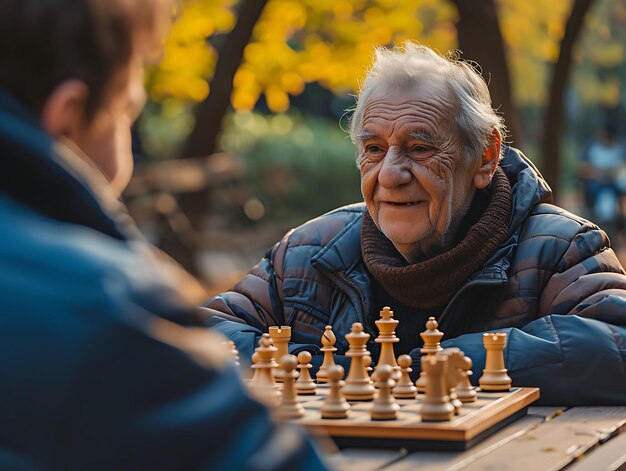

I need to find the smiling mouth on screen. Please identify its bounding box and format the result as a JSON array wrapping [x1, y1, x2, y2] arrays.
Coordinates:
[[384, 201, 421, 206]]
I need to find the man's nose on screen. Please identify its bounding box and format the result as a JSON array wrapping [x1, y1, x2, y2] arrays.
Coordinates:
[[378, 148, 412, 187]]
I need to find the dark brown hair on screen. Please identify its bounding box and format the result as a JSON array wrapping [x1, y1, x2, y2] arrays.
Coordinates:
[[0, 0, 169, 120]]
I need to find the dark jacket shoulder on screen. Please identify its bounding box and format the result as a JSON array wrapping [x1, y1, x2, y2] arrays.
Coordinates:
[[284, 203, 366, 248]]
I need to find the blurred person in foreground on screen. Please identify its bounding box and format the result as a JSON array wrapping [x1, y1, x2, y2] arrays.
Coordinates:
[[202, 43, 626, 406], [0, 1, 328, 470]]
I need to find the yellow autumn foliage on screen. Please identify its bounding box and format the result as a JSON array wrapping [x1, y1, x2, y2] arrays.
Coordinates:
[[150, 0, 457, 112], [148, 0, 626, 112]]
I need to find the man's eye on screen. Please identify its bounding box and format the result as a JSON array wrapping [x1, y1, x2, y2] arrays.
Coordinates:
[[365, 145, 383, 154], [411, 145, 431, 153]]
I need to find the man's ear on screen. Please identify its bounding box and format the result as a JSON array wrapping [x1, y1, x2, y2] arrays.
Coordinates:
[[473, 129, 501, 190], [40, 80, 90, 140]]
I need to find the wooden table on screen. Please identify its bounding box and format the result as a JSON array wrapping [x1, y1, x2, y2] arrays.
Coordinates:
[[324, 406, 626, 471]]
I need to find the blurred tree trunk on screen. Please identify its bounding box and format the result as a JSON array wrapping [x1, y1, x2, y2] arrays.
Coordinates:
[[182, 0, 269, 158], [173, 0, 268, 278], [541, 0, 594, 197], [451, 0, 521, 145]]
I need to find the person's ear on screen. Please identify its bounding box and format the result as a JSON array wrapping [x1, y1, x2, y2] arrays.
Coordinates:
[[39, 80, 90, 140], [473, 129, 501, 190]]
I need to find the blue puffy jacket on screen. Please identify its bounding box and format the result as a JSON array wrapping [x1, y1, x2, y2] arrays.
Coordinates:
[[0, 90, 328, 470], [203, 147, 626, 406]]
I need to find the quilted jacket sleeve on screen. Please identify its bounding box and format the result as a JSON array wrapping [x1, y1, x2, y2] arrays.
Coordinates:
[[201, 236, 320, 361], [537, 223, 626, 324], [206, 238, 288, 327]]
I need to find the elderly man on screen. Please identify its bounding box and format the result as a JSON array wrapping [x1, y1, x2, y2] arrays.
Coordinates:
[[203, 43, 626, 405], [0, 0, 327, 469]]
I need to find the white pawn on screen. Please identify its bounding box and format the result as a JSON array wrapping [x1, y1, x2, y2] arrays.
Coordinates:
[[370, 364, 400, 420], [364, 354, 374, 374], [393, 354, 418, 399], [295, 351, 316, 395], [321, 365, 350, 419], [415, 317, 444, 393], [456, 370, 478, 403], [275, 354, 305, 419]]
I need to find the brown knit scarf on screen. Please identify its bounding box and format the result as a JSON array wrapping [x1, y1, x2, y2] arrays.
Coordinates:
[[361, 167, 512, 310]]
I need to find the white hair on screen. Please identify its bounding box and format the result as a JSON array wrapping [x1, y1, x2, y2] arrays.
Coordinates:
[[349, 42, 506, 162]]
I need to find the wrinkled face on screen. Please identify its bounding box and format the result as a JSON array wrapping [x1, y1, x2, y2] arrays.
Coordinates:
[[358, 75, 482, 261], [73, 54, 147, 195]]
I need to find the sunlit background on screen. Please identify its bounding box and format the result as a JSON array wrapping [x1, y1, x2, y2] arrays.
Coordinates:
[[126, 0, 626, 293]]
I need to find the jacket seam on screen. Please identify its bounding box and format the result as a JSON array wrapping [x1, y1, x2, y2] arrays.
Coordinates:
[[246, 270, 273, 284], [527, 208, 587, 223], [544, 315, 564, 357], [286, 302, 330, 325], [285, 242, 327, 249], [519, 233, 572, 244], [510, 266, 554, 275], [606, 324, 626, 374]]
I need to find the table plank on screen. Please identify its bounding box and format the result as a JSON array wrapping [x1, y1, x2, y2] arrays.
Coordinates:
[[323, 407, 625, 471], [528, 406, 568, 418], [384, 414, 546, 471], [325, 448, 407, 471], [566, 432, 626, 471], [458, 407, 626, 471]]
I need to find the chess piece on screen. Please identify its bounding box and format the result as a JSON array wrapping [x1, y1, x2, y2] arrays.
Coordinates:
[[295, 351, 316, 395], [375, 307, 401, 381], [363, 354, 374, 376], [454, 354, 478, 403], [415, 317, 444, 393], [370, 364, 400, 420], [316, 325, 337, 383], [321, 365, 351, 419], [393, 354, 418, 399], [250, 352, 261, 382], [456, 370, 478, 403], [479, 332, 512, 391], [420, 353, 454, 421], [343, 323, 376, 401], [227, 340, 240, 367], [442, 348, 466, 414], [248, 334, 281, 407], [275, 355, 305, 419], [269, 326, 291, 382]]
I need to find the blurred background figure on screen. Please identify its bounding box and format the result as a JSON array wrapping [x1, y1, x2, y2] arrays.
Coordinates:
[[578, 122, 626, 236]]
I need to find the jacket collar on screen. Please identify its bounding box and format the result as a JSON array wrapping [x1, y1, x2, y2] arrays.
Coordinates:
[[500, 145, 553, 232], [0, 88, 133, 241], [474, 146, 553, 282]]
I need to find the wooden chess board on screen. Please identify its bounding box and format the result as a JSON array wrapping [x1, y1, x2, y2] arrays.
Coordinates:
[[286, 385, 540, 451]]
